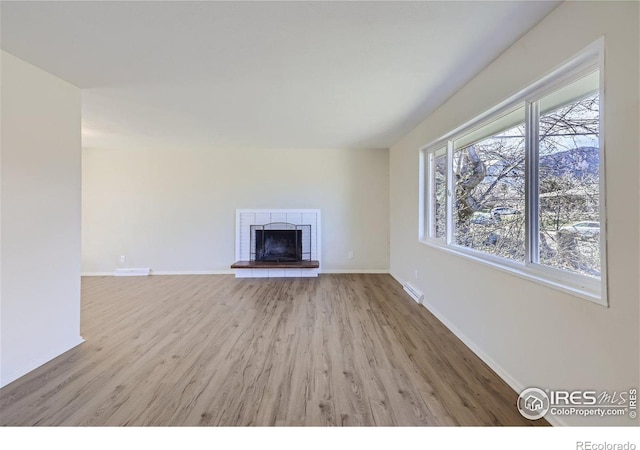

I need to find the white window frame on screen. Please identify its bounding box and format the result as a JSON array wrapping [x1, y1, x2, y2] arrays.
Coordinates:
[[418, 39, 607, 306]]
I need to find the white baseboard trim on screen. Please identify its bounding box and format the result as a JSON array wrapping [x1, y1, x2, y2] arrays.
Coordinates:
[[82, 270, 235, 276], [390, 272, 566, 427], [151, 270, 235, 275], [84, 269, 388, 276], [320, 269, 389, 274]]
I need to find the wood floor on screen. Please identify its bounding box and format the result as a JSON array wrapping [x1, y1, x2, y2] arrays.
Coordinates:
[[0, 274, 546, 426]]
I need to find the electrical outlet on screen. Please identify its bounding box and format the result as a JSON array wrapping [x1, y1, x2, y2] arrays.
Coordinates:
[[414, 269, 419, 280], [348, 251, 354, 259], [120, 255, 126, 263]]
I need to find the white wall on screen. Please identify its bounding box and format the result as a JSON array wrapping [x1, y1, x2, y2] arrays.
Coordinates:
[[82, 146, 389, 274], [390, 2, 639, 426], [0, 51, 83, 387]]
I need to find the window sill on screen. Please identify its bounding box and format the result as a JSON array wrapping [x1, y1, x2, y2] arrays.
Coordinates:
[[420, 239, 607, 307]]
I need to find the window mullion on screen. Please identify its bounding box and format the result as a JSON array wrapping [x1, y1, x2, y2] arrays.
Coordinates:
[[427, 152, 435, 238], [525, 101, 540, 265], [446, 140, 454, 246]]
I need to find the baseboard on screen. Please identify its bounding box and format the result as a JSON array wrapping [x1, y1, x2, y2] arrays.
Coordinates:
[[84, 269, 388, 276], [82, 270, 235, 276], [320, 269, 390, 274], [151, 270, 235, 275], [390, 272, 567, 427]]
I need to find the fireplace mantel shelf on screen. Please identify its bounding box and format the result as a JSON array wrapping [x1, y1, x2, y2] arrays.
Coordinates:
[[230, 260, 320, 269]]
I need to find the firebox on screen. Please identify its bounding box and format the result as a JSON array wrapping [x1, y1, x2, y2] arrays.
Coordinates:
[[255, 230, 302, 262], [250, 222, 311, 262]]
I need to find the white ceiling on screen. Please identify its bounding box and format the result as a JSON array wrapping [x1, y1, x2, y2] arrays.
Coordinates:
[[1, 1, 560, 150]]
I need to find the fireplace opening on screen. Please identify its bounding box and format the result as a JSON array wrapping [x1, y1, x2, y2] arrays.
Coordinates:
[[250, 222, 311, 263], [255, 229, 302, 262]]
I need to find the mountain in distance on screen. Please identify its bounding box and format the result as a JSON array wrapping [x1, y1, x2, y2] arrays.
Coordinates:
[[539, 146, 599, 179]]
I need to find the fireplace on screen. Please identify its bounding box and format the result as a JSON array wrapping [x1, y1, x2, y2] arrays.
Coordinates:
[[233, 209, 320, 278], [255, 229, 302, 262]]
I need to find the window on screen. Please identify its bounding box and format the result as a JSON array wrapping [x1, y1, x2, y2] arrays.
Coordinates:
[[420, 43, 606, 305], [537, 81, 600, 278], [427, 147, 447, 240], [452, 107, 526, 262]]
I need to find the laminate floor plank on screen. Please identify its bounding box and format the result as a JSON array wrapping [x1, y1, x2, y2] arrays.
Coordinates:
[[0, 274, 547, 426]]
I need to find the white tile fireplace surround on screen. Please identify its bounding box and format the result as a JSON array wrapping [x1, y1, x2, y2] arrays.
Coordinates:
[[233, 209, 321, 278]]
